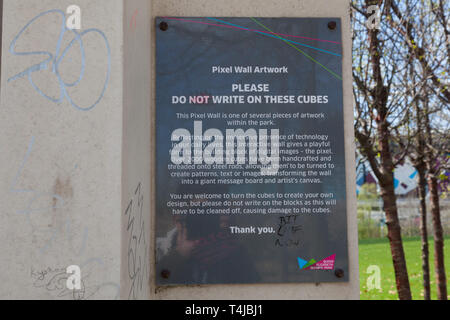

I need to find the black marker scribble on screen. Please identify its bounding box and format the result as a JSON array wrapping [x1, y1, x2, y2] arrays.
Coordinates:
[[31, 266, 120, 300], [31, 267, 86, 300], [275, 215, 303, 247], [124, 182, 149, 300]]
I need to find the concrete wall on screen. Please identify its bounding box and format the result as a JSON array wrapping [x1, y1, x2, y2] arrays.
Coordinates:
[[149, 0, 359, 300], [0, 0, 357, 300], [0, 0, 151, 299], [121, 0, 152, 300]]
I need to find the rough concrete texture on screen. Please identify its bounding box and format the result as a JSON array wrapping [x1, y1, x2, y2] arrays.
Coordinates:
[[121, 0, 152, 300], [0, 0, 151, 299], [149, 0, 359, 300]]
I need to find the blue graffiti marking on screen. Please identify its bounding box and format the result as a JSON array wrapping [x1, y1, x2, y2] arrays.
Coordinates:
[[8, 9, 111, 111]]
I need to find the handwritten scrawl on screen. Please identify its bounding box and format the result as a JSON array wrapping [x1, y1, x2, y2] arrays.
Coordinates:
[[8, 9, 111, 111]]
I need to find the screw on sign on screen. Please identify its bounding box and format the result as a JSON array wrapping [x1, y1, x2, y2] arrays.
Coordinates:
[[160, 21, 168, 31], [328, 21, 337, 30], [335, 269, 345, 278], [161, 269, 171, 279]]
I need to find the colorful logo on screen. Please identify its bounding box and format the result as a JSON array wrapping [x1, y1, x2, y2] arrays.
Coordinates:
[[297, 254, 336, 270]]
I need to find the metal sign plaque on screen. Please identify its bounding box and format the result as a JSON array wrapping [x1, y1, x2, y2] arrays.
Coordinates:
[[155, 17, 348, 285]]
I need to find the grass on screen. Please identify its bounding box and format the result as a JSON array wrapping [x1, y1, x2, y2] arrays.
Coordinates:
[[359, 236, 450, 300]]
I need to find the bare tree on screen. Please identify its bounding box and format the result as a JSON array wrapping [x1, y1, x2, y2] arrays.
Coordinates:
[[406, 60, 431, 300], [385, 0, 449, 104], [352, 0, 412, 300], [423, 95, 449, 300], [384, 0, 449, 300]]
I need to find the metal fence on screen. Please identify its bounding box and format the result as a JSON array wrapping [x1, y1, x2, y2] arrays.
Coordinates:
[[357, 198, 450, 239]]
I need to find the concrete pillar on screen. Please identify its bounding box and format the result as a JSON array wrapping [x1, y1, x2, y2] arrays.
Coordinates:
[[0, 0, 151, 299]]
